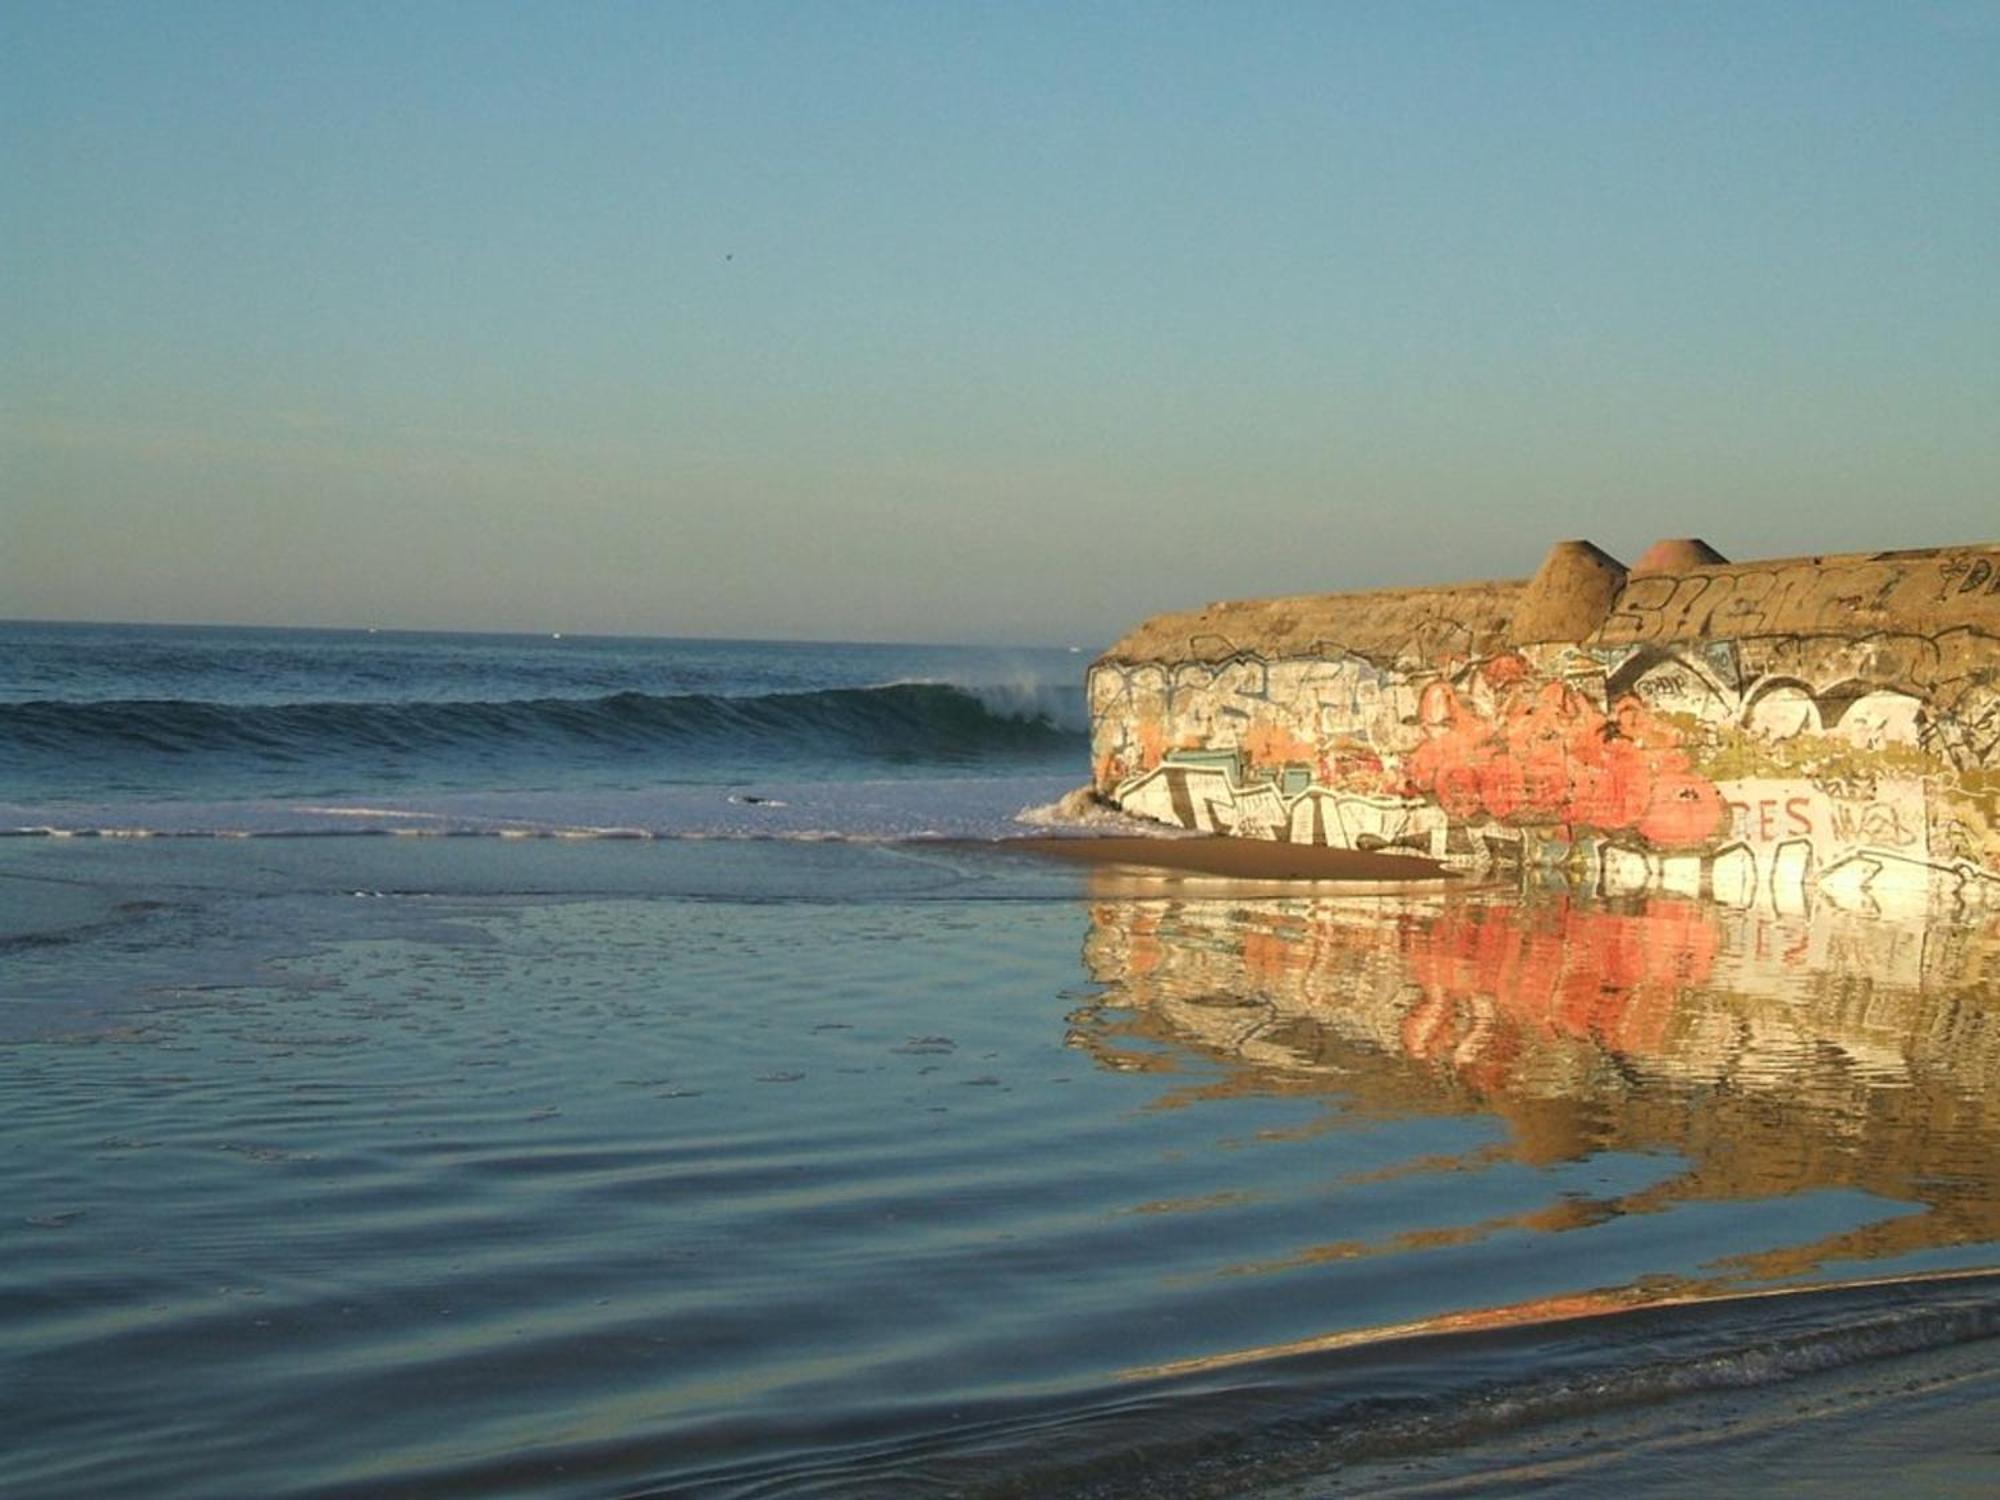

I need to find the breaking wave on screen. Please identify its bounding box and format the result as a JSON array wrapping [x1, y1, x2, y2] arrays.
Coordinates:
[[0, 682, 1089, 772]]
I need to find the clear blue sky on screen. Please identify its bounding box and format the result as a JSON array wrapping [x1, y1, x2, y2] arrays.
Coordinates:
[[4, 1, 1996, 644]]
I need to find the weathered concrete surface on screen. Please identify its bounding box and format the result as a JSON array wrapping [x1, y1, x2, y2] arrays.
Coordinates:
[[1090, 540, 2000, 908], [1510, 539, 1629, 645], [1100, 578, 1524, 668]]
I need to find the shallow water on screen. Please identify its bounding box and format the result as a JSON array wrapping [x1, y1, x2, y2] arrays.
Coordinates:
[[2, 836, 1997, 1497]]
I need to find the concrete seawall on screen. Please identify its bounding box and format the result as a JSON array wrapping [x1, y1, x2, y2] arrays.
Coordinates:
[[1088, 541, 2000, 912]]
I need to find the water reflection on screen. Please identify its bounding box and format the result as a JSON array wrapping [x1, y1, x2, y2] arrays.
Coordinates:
[[1073, 878, 2000, 1286]]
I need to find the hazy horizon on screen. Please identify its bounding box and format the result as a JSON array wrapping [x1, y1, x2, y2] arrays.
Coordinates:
[[7, 2, 1997, 643], [0, 612, 1100, 650]]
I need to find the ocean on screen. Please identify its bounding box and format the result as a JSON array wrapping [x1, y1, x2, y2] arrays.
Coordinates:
[[2, 621, 1997, 1498]]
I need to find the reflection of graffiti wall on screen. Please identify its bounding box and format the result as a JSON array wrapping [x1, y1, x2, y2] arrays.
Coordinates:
[[1075, 888, 2000, 1276], [1090, 541, 2000, 906]]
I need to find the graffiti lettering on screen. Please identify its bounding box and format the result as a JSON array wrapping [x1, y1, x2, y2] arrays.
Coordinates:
[[1941, 556, 2000, 599], [1727, 797, 1816, 843], [1827, 799, 1920, 849]]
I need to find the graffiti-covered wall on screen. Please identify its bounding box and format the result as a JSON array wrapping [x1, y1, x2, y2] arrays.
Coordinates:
[[1090, 541, 2000, 910]]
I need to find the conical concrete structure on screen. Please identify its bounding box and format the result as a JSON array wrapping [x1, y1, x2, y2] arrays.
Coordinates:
[[1629, 538, 1729, 575], [1509, 540, 1628, 644]]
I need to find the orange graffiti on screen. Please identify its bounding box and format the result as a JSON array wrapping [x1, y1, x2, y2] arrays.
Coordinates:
[[1403, 666, 1725, 849], [1242, 718, 1319, 771]]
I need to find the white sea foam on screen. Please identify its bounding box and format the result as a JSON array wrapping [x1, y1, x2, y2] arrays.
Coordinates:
[[0, 772, 1086, 844], [1014, 786, 1195, 838], [967, 678, 1089, 734]]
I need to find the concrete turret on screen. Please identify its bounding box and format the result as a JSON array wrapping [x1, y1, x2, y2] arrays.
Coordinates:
[[1629, 538, 1729, 575], [1509, 540, 1628, 644]]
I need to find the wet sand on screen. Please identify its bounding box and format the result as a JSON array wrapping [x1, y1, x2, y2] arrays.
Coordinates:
[[1006, 834, 1450, 882]]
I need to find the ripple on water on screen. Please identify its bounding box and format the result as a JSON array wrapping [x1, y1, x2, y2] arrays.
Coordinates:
[[2, 872, 1998, 1497]]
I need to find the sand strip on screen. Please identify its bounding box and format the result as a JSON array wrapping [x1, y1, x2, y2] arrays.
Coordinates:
[[1004, 835, 1448, 882]]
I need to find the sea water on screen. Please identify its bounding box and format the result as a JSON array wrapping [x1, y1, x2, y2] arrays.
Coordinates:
[[2, 623, 1997, 1498]]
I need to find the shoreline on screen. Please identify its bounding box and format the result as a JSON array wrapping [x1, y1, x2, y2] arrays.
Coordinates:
[[1002, 834, 1450, 882]]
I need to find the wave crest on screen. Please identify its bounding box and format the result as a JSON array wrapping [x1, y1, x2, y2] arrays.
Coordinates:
[[0, 682, 1088, 768]]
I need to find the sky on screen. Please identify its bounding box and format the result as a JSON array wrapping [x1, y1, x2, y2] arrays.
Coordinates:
[[4, 1, 1996, 646]]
